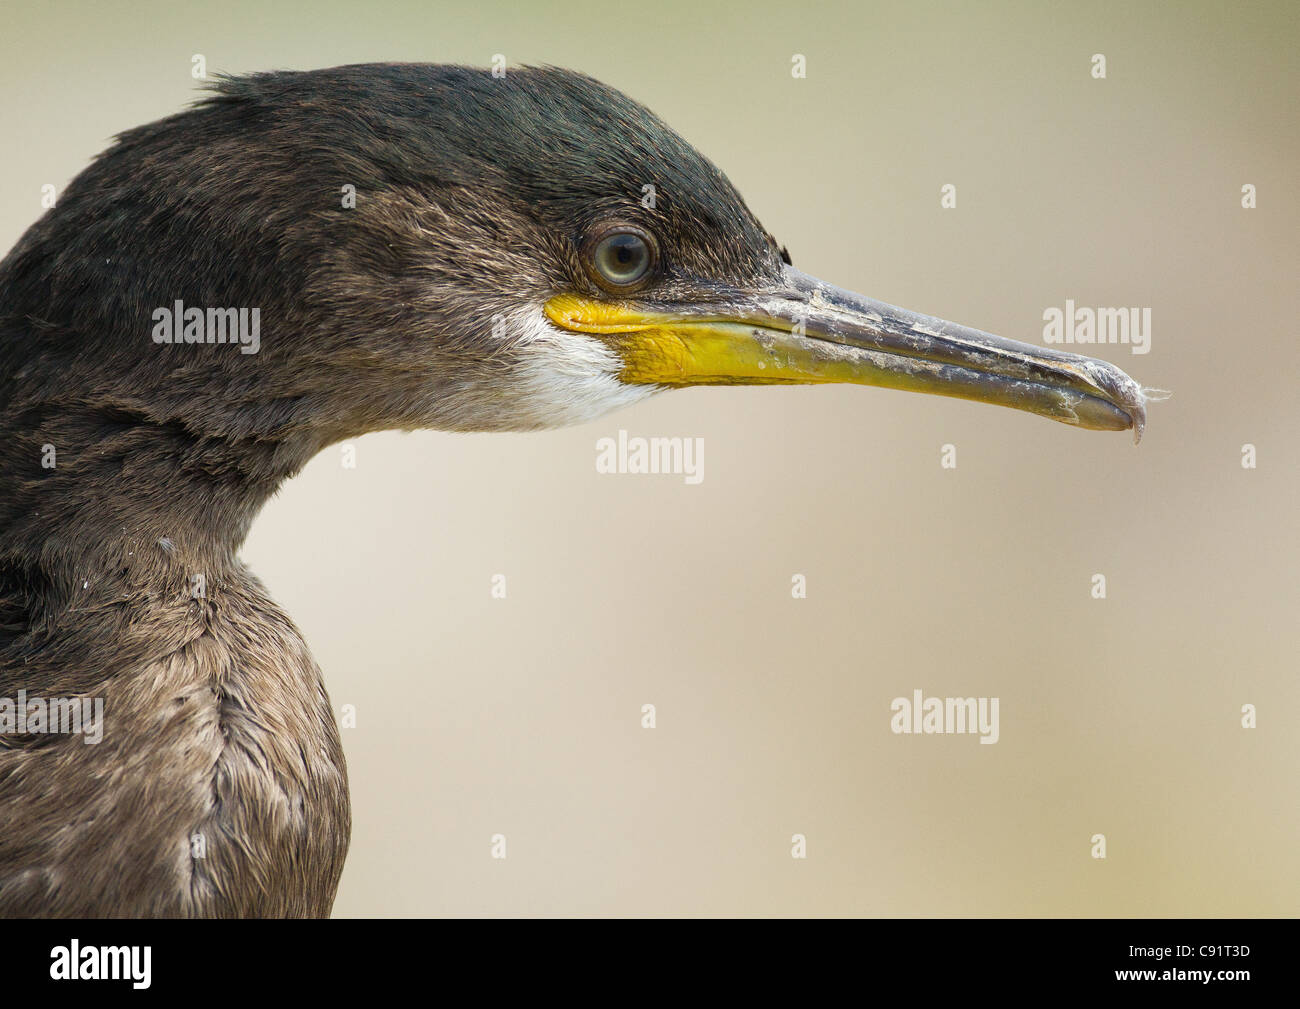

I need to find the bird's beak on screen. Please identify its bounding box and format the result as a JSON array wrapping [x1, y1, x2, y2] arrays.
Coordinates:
[[545, 267, 1158, 441]]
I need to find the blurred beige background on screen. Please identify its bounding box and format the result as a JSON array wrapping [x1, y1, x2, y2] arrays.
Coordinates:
[[2, 0, 1296, 916]]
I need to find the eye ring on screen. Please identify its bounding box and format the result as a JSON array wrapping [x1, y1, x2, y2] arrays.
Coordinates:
[[583, 224, 659, 293]]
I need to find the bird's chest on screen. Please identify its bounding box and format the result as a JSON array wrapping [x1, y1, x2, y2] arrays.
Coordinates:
[[0, 574, 351, 917], [177, 593, 351, 916]]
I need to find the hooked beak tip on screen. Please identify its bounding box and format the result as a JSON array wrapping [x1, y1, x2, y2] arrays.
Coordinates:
[[1132, 387, 1172, 444]]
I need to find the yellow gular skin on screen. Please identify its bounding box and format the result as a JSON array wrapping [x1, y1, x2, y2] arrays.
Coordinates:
[[546, 294, 857, 387]]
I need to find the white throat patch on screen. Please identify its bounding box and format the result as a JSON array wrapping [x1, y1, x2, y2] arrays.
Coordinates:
[[494, 304, 660, 430]]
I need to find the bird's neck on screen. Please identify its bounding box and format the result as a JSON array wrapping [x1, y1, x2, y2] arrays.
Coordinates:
[[0, 397, 322, 590]]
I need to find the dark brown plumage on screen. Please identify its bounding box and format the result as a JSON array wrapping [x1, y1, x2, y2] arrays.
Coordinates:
[[0, 63, 790, 917]]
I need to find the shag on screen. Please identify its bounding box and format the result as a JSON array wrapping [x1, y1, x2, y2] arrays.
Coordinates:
[[0, 64, 1155, 916]]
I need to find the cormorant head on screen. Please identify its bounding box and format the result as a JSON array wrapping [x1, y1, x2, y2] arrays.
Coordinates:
[[2, 63, 1157, 471]]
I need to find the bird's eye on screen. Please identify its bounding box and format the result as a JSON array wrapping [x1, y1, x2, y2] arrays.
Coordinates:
[[586, 226, 657, 292]]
